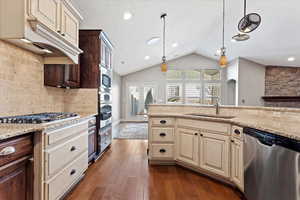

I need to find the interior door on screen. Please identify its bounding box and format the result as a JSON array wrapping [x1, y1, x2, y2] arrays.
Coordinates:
[[176, 128, 199, 166], [200, 132, 230, 178], [30, 0, 60, 32], [231, 138, 244, 191]]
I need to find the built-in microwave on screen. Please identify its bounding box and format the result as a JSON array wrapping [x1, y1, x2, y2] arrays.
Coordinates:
[[100, 67, 111, 91]]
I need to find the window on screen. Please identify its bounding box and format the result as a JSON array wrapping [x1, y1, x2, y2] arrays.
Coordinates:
[[166, 69, 221, 105], [166, 83, 183, 103]]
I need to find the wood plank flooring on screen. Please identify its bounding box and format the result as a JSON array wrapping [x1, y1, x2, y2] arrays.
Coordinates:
[[66, 140, 241, 200]]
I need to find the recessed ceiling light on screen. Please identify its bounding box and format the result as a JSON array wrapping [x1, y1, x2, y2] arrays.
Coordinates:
[[147, 37, 160, 45], [288, 57, 295, 62], [123, 11, 133, 20], [144, 56, 150, 60], [20, 38, 31, 43], [172, 43, 178, 47]]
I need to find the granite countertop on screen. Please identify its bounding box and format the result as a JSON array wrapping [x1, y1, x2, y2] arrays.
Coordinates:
[[148, 113, 300, 141], [0, 112, 97, 141]]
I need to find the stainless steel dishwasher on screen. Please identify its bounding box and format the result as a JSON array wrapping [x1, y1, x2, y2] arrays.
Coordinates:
[[244, 127, 300, 200]]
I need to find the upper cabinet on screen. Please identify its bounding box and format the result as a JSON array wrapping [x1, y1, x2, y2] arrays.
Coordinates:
[[0, 0, 83, 64]]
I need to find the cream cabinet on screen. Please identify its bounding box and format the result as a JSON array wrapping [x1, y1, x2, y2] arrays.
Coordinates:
[[60, 1, 79, 46], [176, 128, 199, 166], [231, 137, 244, 191], [30, 0, 61, 32], [199, 132, 230, 178]]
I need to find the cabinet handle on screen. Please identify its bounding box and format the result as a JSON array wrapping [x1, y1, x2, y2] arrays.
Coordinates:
[[234, 129, 241, 135], [0, 146, 16, 156], [159, 133, 166, 137], [159, 149, 166, 153], [70, 169, 76, 176], [160, 120, 166, 124], [194, 133, 198, 136], [70, 146, 76, 152]]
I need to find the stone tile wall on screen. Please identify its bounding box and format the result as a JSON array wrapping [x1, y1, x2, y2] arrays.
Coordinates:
[[0, 40, 97, 116]]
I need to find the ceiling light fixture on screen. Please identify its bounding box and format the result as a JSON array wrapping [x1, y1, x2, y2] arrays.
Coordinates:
[[161, 13, 168, 72], [123, 11, 133, 20], [42, 49, 53, 54], [238, 0, 261, 33], [232, 33, 250, 42], [172, 43, 178, 48], [144, 56, 150, 60], [20, 38, 31, 43], [219, 0, 228, 68], [288, 57, 295, 62], [147, 37, 160, 45]]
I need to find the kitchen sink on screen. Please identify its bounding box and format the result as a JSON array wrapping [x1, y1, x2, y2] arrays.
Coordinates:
[[186, 113, 236, 119]]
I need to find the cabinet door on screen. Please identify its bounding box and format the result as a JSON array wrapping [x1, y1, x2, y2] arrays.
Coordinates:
[[61, 3, 79, 46], [64, 64, 80, 88], [176, 128, 199, 166], [231, 138, 244, 191], [200, 132, 230, 178], [0, 158, 33, 200], [44, 64, 65, 87], [30, 0, 60, 32]]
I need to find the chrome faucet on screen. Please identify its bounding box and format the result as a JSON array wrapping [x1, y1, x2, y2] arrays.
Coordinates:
[[214, 97, 220, 115]]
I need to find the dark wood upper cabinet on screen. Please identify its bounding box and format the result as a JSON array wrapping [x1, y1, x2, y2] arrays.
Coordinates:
[[79, 30, 101, 88]]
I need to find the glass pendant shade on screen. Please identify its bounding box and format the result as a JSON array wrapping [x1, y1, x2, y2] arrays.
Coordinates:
[[161, 61, 167, 72], [219, 55, 228, 68]]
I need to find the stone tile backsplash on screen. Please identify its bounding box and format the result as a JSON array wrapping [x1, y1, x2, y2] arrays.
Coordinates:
[[0, 40, 97, 116]]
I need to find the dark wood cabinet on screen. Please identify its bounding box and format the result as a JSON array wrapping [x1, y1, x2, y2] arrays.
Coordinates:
[[79, 30, 102, 88], [0, 134, 33, 200], [44, 64, 80, 88]]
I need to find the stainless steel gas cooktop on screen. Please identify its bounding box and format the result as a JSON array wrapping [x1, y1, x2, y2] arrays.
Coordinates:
[[0, 112, 78, 124]]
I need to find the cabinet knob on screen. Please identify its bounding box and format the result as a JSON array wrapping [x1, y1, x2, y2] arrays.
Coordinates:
[[61, 33, 65, 36], [200, 134, 203, 137], [231, 140, 235, 143], [70, 146, 76, 152], [159, 133, 166, 137], [234, 129, 241, 135], [159, 149, 166, 153], [57, 30, 61, 33], [70, 169, 76, 176], [194, 133, 198, 136], [0, 146, 16, 156], [160, 120, 166, 124]]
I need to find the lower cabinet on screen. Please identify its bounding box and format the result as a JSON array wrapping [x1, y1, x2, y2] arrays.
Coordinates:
[[176, 128, 199, 166], [0, 158, 33, 200], [231, 138, 244, 191], [199, 132, 230, 178]]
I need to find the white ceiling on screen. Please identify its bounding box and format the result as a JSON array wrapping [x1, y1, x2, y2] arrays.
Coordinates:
[[73, 0, 300, 75]]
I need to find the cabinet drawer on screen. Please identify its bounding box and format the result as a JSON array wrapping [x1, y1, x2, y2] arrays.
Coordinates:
[[152, 128, 174, 143], [231, 126, 243, 139], [151, 144, 174, 159], [177, 118, 230, 134], [45, 121, 88, 146], [151, 118, 175, 126], [0, 135, 33, 167], [45, 151, 88, 200], [45, 133, 88, 179]]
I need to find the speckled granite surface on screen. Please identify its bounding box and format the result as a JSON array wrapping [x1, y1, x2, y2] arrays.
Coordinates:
[[148, 113, 300, 141], [0, 113, 97, 141]]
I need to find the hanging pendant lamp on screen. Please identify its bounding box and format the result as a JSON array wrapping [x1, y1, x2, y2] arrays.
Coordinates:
[[219, 0, 228, 68], [161, 13, 167, 72]]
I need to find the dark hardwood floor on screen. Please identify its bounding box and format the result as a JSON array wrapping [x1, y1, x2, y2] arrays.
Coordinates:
[[66, 140, 241, 200]]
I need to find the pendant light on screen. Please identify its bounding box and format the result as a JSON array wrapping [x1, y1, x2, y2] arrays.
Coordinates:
[[238, 0, 261, 33], [161, 13, 167, 72], [219, 0, 228, 68]]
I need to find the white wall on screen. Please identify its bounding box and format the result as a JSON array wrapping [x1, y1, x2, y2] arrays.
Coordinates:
[[238, 58, 265, 106], [112, 71, 122, 125], [121, 53, 220, 119]]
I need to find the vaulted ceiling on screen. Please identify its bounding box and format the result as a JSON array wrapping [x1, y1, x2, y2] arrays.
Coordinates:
[[73, 0, 300, 75]]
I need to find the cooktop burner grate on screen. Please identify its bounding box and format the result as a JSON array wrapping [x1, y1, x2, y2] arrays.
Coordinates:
[[0, 112, 78, 124]]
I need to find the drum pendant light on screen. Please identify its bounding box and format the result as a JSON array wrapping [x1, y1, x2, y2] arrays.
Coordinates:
[[161, 13, 167, 72], [219, 0, 228, 68]]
